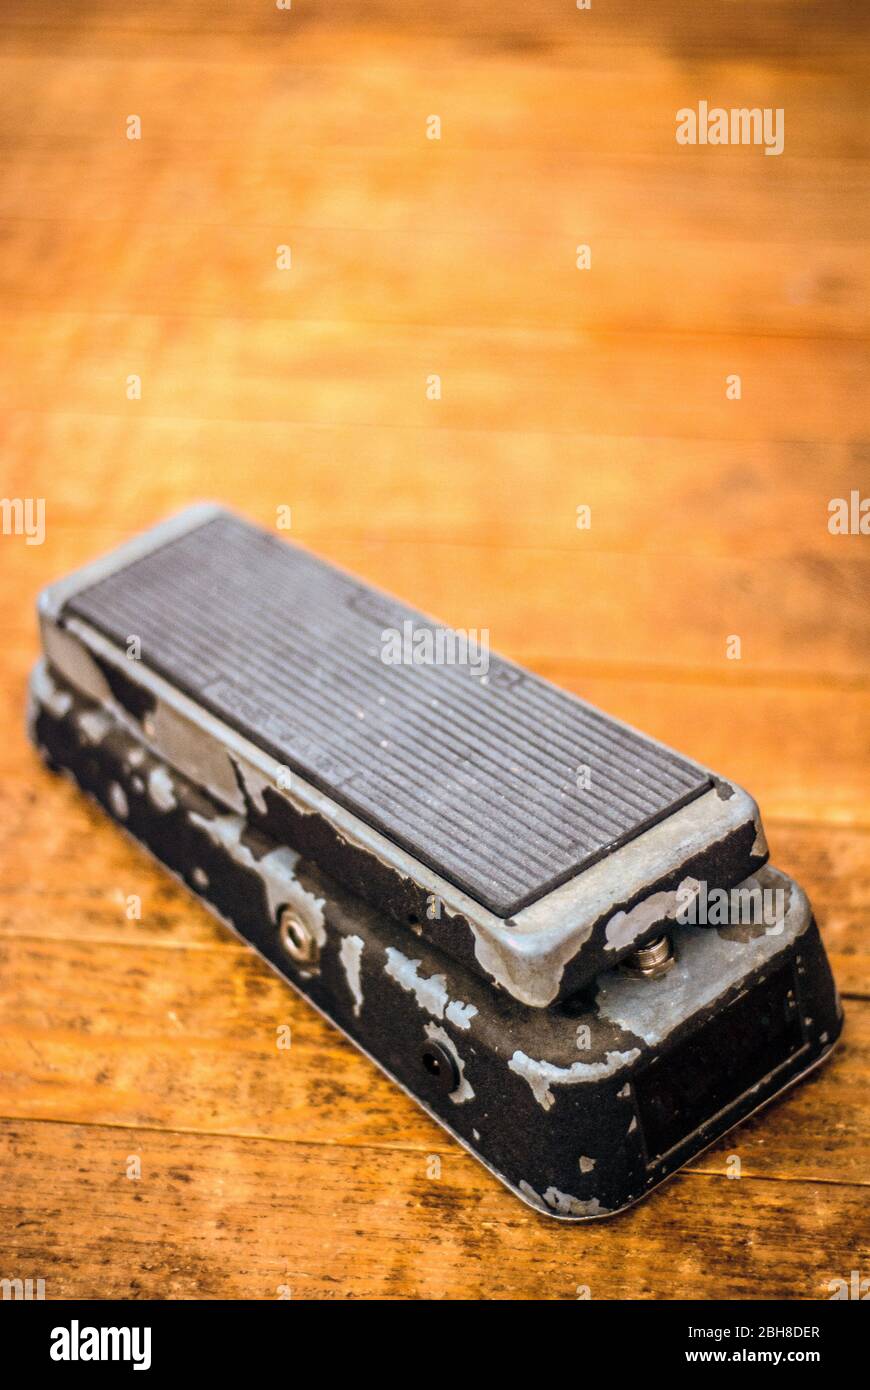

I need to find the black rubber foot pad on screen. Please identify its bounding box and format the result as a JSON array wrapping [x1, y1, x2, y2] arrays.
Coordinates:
[[67, 512, 709, 916]]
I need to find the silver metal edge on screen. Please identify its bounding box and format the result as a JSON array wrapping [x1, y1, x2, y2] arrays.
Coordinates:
[[37, 502, 225, 623]]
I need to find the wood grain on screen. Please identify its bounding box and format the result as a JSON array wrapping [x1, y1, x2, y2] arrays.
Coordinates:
[[0, 0, 867, 1299], [1, 1116, 867, 1301]]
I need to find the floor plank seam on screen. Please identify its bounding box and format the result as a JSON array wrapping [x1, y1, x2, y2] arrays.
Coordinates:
[[1, 1114, 867, 1190]]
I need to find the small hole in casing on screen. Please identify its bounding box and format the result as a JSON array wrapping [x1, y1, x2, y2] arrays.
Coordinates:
[[420, 1040, 459, 1094]]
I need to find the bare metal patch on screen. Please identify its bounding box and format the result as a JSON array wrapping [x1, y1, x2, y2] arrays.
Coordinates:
[[30, 663, 73, 721], [518, 1180, 607, 1218], [384, 948, 476, 1030], [40, 623, 113, 706], [604, 877, 700, 953], [108, 781, 129, 819], [445, 999, 478, 1031], [385, 948, 449, 1016], [147, 765, 177, 812], [339, 934, 365, 1018], [543, 1187, 607, 1217], [518, 1180, 549, 1213], [77, 708, 112, 745], [751, 817, 769, 858], [508, 1048, 641, 1111], [149, 700, 245, 813], [234, 761, 272, 816]]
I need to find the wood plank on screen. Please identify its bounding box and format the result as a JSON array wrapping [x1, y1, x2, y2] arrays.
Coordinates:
[[2, 313, 868, 446], [2, 218, 867, 339], [2, 415, 866, 560], [0, 1117, 866, 1300], [1, 50, 866, 161], [3, 146, 866, 245], [765, 823, 870, 999], [3, 0, 867, 67]]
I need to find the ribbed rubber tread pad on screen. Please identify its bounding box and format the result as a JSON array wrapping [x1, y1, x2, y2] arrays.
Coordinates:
[[67, 513, 710, 916]]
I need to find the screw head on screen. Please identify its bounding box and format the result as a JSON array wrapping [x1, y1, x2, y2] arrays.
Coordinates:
[[621, 934, 675, 980], [278, 907, 319, 966]]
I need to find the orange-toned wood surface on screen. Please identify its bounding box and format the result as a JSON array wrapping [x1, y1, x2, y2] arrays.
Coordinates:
[[0, 1, 867, 1299]]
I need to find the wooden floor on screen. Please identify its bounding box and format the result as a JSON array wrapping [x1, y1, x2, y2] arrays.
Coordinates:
[[0, 2, 867, 1299]]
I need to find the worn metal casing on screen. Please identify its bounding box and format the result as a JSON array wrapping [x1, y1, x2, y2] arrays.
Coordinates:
[[30, 663, 842, 1219]]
